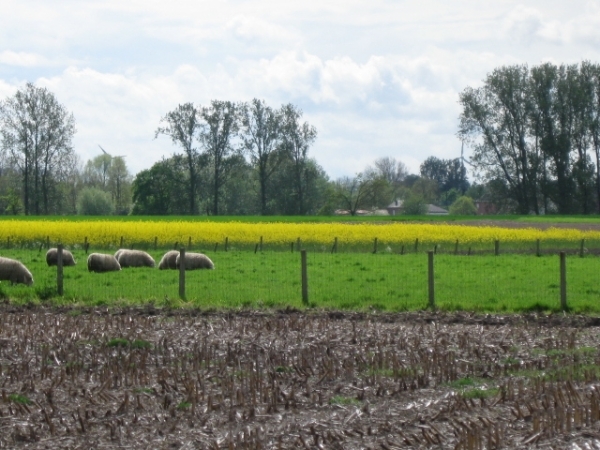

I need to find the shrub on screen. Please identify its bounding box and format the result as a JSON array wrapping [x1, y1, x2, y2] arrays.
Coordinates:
[[77, 188, 115, 215], [401, 195, 427, 215], [449, 196, 477, 215]]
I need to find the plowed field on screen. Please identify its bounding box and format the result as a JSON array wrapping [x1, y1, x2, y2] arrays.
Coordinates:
[[2, 307, 600, 449]]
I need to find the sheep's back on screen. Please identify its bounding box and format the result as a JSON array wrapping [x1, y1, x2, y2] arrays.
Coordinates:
[[158, 251, 179, 270], [175, 252, 215, 270], [0, 257, 34, 285], [46, 248, 76, 266], [115, 249, 155, 268], [87, 253, 121, 273]]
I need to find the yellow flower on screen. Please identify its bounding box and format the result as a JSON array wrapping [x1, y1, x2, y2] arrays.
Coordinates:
[[0, 220, 597, 249]]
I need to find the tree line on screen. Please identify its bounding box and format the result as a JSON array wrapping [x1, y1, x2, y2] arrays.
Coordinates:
[[0, 84, 488, 217], [459, 61, 600, 215], [136, 99, 322, 215], [5, 62, 600, 217]]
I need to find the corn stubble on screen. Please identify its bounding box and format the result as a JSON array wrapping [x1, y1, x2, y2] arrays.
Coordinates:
[[1, 310, 600, 448]]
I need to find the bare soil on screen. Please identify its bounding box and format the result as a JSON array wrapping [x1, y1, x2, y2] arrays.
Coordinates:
[[1, 307, 600, 449]]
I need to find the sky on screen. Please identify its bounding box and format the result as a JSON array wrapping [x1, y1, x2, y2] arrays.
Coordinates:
[[1, 0, 600, 180]]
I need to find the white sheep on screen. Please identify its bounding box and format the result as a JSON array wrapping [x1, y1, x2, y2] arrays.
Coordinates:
[[114, 249, 155, 268], [158, 250, 179, 270], [46, 248, 77, 266], [87, 253, 121, 273], [0, 257, 34, 285], [175, 252, 215, 270]]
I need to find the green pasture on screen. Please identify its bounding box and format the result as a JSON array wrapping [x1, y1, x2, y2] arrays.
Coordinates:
[[1, 248, 599, 314]]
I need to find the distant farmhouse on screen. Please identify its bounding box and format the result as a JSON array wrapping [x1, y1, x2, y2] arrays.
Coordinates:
[[385, 200, 449, 216], [334, 200, 449, 216]]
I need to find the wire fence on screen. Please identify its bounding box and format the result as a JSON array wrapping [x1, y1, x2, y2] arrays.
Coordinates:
[[2, 243, 599, 313], [6, 234, 600, 256]]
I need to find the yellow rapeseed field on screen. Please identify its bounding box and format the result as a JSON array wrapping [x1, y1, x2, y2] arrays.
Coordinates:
[[0, 220, 599, 249]]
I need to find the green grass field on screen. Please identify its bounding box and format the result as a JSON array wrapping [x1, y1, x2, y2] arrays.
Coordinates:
[[1, 248, 599, 314]]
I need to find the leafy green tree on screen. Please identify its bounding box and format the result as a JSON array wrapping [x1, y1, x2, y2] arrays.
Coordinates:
[[241, 99, 286, 215], [268, 157, 328, 215], [332, 174, 375, 216], [365, 156, 408, 202], [587, 62, 600, 213], [216, 154, 255, 215], [0, 188, 22, 215], [420, 157, 448, 187], [77, 187, 114, 215], [199, 100, 241, 215], [155, 103, 202, 214], [420, 157, 469, 203], [82, 153, 112, 189], [460, 61, 600, 215], [449, 196, 477, 215], [0, 82, 76, 215], [401, 194, 427, 215], [107, 156, 132, 215], [131, 156, 190, 215], [459, 65, 541, 214], [280, 104, 317, 215], [410, 178, 439, 204], [439, 188, 461, 208], [82, 152, 132, 214]]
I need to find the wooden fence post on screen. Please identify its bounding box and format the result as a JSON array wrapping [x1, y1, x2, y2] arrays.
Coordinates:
[[254, 243, 259, 254], [414, 238, 419, 253], [46, 236, 50, 249], [179, 248, 186, 300], [57, 244, 64, 296], [154, 236, 158, 250], [428, 251, 435, 310], [259, 236, 263, 252], [331, 237, 338, 254], [84, 237, 89, 254], [225, 237, 229, 252], [580, 239, 585, 258], [454, 239, 459, 255], [373, 238, 378, 254], [494, 240, 499, 256], [291, 242, 294, 253], [400, 245, 405, 255], [297, 237, 301, 251], [301, 250, 308, 305], [120, 236, 124, 248], [214, 243, 218, 252], [560, 252, 567, 311], [536, 239, 541, 257], [188, 237, 192, 249]]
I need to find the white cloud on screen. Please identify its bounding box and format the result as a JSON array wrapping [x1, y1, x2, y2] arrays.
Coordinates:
[[1, 0, 600, 183], [0, 51, 48, 67], [503, 6, 546, 45], [8, 48, 465, 179], [225, 15, 299, 45]]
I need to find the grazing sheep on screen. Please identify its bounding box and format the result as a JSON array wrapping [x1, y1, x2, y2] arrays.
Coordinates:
[[158, 250, 179, 270], [45, 248, 77, 266], [87, 253, 121, 273], [114, 249, 155, 268], [0, 257, 33, 285], [176, 252, 215, 270]]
